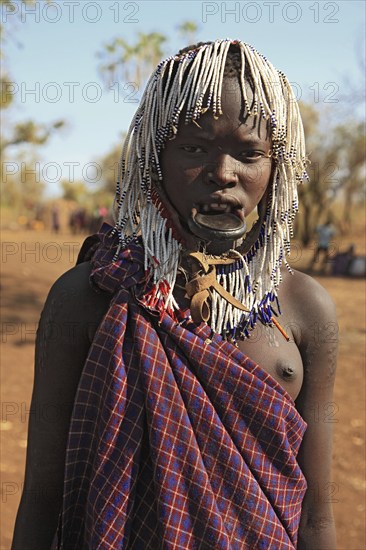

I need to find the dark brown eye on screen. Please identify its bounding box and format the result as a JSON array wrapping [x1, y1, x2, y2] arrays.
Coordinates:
[[241, 151, 267, 161], [181, 145, 205, 154]]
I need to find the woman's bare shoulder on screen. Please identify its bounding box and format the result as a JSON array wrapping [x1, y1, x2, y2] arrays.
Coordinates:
[[32, 261, 113, 435], [43, 261, 111, 340], [282, 268, 336, 311], [33, 261, 113, 418], [47, 261, 106, 307], [279, 268, 337, 346]]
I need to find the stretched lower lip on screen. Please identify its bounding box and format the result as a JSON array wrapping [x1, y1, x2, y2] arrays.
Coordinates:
[[187, 208, 247, 242], [194, 204, 245, 221], [233, 208, 245, 222]]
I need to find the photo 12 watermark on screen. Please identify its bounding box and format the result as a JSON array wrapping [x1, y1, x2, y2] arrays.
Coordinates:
[[2, 79, 339, 107], [1, 80, 141, 105], [201, 2, 340, 24], [1, 241, 81, 265], [1, 1, 140, 24], [1, 400, 76, 424], [1, 481, 64, 504], [1, 158, 341, 186]]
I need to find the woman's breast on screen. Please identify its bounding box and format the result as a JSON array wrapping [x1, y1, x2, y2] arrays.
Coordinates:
[[237, 323, 303, 401]]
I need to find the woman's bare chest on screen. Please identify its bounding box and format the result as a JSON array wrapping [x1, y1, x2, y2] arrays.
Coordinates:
[[237, 322, 303, 400], [172, 279, 304, 401]]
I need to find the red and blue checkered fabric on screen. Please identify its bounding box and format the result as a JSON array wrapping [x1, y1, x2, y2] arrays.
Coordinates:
[[58, 225, 307, 549]]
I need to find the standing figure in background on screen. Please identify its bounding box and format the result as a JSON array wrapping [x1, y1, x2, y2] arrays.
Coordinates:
[[51, 204, 60, 234], [310, 217, 336, 273]]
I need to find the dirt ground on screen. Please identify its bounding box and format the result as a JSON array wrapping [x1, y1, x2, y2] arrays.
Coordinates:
[[1, 228, 365, 550]]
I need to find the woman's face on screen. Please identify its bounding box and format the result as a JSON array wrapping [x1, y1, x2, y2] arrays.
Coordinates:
[[160, 77, 273, 252]]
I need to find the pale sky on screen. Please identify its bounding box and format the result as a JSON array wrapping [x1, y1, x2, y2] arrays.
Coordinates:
[[2, 0, 365, 195]]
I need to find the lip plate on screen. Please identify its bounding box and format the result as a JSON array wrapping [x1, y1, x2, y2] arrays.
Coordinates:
[[188, 211, 247, 242]]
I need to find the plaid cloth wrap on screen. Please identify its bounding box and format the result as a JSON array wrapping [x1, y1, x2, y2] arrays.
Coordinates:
[[59, 225, 307, 550]]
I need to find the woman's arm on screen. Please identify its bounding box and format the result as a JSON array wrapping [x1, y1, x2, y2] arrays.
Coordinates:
[[292, 272, 338, 549], [12, 262, 110, 550]]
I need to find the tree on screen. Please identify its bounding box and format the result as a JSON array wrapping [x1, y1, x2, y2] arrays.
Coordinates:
[[177, 21, 198, 46], [1, 118, 64, 153], [296, 102, 365, 245], [1, 0, 65, 148], [98, 32, 167, 88], [61, 180, 88, 203], [97, 22, 199, 89], [1, 1, 52, 58], [1, 150, 45, 211], [1, 0, 65, 212], [333, 123, 366, 228], [98, 142, 124, 195]]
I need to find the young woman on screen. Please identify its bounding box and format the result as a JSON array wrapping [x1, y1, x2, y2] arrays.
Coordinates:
[[12, 39, 338, 549]]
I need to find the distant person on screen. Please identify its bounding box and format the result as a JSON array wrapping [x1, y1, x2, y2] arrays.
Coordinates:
[[75, 208, 87, 233], [89, 206, 108, 233], [69, 208, 87, 234], [348, 250, 366, 277], [51, 205, 60, 234], [68, 210, 76, 234], [310, 218, 336, 272], [332, 244, 366, 278], [332, 244, 355, 276]]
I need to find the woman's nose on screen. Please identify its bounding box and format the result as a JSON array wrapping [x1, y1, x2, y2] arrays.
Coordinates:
[[205, 155, 239, 187]]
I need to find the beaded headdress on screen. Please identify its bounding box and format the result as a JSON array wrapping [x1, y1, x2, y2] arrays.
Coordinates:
[[113, 39, 308, 340]]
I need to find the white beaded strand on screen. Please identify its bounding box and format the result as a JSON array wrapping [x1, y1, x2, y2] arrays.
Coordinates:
[[114, 39, 308, 336]]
